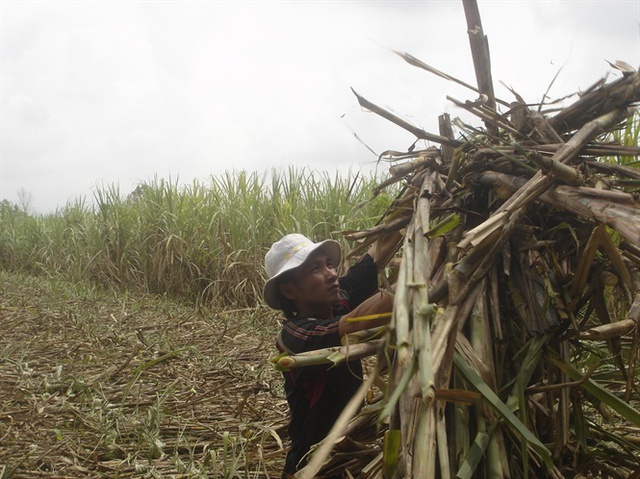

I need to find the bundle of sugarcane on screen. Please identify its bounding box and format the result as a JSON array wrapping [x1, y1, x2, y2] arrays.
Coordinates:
[[275, 3, 640, 478]]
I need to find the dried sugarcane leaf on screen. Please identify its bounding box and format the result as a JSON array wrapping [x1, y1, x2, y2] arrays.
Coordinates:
[[433, 388, 481, 405], [593, 287, 629, 380], [447, 95, 520, 139], [560, 188, 640, 247], [626, 328, 640, 403], [525, 252, 561, 332], [132, 346, 191, 374], [343, 325, 388, 345], [607, 59, 637, 75], [477, 169, 640, 248], [450, 207, 529, 307], [387, 148, 441, 177], [457, 211, 506, 250], [350, 87, 461, 147], [571, 225, 607, 302], [579, 318, 636, 340], [551, 72, 640, 135], [585, 157, 640, 179], [343, 214, 411, 242], [393, 50, 483, 100], [455, 334, 493, 386]]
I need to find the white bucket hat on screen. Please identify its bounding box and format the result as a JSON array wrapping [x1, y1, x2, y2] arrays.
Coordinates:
[[263, 233, 341, 310]]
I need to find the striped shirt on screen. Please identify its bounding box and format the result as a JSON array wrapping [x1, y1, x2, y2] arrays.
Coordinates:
[[277, 254, 377, 477]]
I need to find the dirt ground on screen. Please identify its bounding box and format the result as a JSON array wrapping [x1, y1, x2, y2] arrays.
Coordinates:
[[0, 271, 288, 478]]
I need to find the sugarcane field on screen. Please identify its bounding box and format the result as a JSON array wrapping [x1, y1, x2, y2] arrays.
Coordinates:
[[2, 1, 640, 478]]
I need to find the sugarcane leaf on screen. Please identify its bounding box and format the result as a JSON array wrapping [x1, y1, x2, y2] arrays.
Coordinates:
[[343, 325, 388, 345], [456, 421, 498, 479], [378, 353, 417, 424], [132, 347, 191, 374], [383, 429, 402, 478], [454, 352, 553, 466], [547, 353, 640, 426], [426, 213, 460, 239], [504, 334, 551, 413], [572, 396, 588, 453], [345, 312, 392, 323]]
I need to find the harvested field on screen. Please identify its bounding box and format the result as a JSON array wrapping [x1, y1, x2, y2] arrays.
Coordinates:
[[0, 271, 288, 478], [2, 2, 639, 477]]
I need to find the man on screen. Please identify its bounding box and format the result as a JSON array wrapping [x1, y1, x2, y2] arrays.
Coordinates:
[[263, 233, 400, 478]]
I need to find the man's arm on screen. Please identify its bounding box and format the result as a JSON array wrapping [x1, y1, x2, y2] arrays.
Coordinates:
[[338, 286, 394, 337], [337, 230, 402, 336]]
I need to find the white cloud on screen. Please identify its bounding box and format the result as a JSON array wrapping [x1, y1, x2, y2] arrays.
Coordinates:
[[1, 0, 638, 213]]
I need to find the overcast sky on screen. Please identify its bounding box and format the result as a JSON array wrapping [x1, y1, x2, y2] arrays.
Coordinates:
[[2, 1, 639, 214]]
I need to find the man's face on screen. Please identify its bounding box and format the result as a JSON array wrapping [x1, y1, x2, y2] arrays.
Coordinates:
[[279, 251, 340, 317]]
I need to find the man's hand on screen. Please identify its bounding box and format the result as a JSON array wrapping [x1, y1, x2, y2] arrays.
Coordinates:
[[368, 229, 404, 270], [338, 287, 395, 337]]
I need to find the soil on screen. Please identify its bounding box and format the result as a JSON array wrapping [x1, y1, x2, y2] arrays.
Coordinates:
[[0, 271, 288, 478]]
